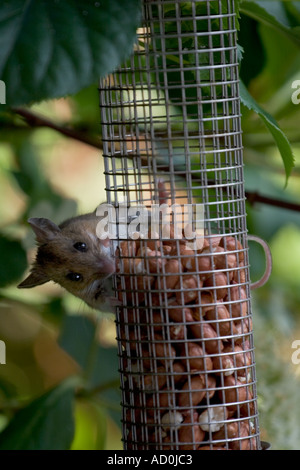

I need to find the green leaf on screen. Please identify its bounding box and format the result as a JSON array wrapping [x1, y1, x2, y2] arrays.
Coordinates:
[[58, 315, 119, 388], [270, 224, 300, 287], [0, 377, 78, 450], [238, 14, 266, 85], [284, 2, 300, 26], [88, 344, 119, 390], [0, 235, 27, 287], [71, 401, 108, 450], [234, 0, 242, 31], [58, 315, 121, 426], [240, 80, 295, 185], [240, 1, 300, 46], [12, 141, 61, 205], [59, 314, 96, 370], [0, 0, 142, 106]]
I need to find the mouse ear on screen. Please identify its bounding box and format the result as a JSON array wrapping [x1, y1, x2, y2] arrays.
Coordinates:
[[28, 218, 61, 244], [18, 267, 51, 289]]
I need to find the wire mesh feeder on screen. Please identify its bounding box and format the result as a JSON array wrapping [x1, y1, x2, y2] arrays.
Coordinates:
[[99, 0, 271, 451]]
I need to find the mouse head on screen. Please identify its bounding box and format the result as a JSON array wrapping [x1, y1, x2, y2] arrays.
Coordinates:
[[18, 215, 116, 309]]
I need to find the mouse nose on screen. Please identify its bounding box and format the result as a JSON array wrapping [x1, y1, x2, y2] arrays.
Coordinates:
[[96, 257, 115, 275]]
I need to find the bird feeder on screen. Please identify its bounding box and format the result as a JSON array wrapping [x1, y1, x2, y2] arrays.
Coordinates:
[[99, 0, 271, 450]]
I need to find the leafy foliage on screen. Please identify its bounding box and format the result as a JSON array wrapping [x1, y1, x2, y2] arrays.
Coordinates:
[[238, 14, 266, 85], [0, 0, 141, 106], [240, 81, 295, 185], [0, 377, 78, 450], [240, 0, 300, 46], [0, 0, 299, 451], [58, 314, 121, 424], [0, 235, 27, 287], [144, 0, 297, 181], [254, 311, 300, 450]]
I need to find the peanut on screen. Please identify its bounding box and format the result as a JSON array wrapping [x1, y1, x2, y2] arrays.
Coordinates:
[[136, 246, 166, 274], [119, 240, 138, 273], [117, 230, 257, 449], [155, 259, 182, 291], [222, 345, 252, 378], [145, 239, 164, 252], [183, 253, 213, 276], [188, 320, 224, 355], [146, 389, 176, 417], [142, 337, 176, 369], [172, 361, 186, 384], [205, 235, 222, 247], [169, 322, 187, 340], [153, 336, 177, 359], [118, 307, 141, 325], [240, 398, 256, 418], [219, 236, 244, 263], [219, 376, 248, 412], [121, 328, 147, 351], [212, 246, 237, 271], [179, 342, 213, 372], [178, 412, 205, 450], [189, 293, 213, 320], [212, 354, 235, 376], [233, 318, 251, 344], [175, 275, 203, 304], [119, 240, 137, 257], [204, 272, 228, 300], [161, 244, 172, 255], [143, 366, 168, 391], [178, 375, 206, 408], [159, 436, 173, 450], [198, 406, 228, 433], [203, 303, 237, 337], [120, 274, 155, 304], [225, 283, 248, 318], [232, 262, 247, 284], [212, 421, 239, 441], [206, 374, 217, 399], [229, 421, 257, 450], [168, 305, 194, 323], [161, 410, 184, 431], [151, 311, 166, 332], [175, 245, 196, 268]]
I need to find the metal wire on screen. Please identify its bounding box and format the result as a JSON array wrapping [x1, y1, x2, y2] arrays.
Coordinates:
[[99, 0, 260, 450]]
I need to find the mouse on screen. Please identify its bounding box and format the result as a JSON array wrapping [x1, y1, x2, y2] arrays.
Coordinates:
[[18, 212, 118, 311], [18, 180, 170, 311]]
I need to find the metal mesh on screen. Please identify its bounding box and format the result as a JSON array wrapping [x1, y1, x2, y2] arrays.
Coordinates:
[[99, 0, 260, 450]]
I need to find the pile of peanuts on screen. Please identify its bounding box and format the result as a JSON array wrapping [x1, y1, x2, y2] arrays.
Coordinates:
[[116, 231, 258, 450]]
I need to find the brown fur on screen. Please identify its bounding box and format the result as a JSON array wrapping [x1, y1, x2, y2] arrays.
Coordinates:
[[18, 181, 170, 311], [18, 213, 116, 311]]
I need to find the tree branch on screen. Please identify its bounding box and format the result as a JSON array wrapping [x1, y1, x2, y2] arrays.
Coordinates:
[[11, 107, 300, 214], [12, 107, 103, 149], [245, 191, 300, 213]]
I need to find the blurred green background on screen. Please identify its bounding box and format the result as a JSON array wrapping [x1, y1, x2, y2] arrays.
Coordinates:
[[0, 0, 300, 450]]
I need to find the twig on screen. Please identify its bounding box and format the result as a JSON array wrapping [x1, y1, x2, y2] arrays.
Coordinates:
[[245, 191, 300, 213], [11, 107, 300, 214], [76, 379, 121, 399], [12, 107, 102, 149]]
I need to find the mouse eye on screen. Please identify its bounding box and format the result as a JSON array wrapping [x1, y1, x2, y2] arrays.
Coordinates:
[[66, 272, 83, 282], [74, 242, 87, 252]]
